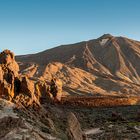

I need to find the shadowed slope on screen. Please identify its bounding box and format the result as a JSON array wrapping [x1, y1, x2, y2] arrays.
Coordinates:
[[16, 34, 140, 96]]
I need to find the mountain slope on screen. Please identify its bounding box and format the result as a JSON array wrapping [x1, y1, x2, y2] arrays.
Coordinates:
[[16, 34, 140, 96]]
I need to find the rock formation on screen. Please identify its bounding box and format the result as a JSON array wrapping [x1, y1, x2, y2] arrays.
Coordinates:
[[0, 50, 18, 101], [49, 77, 63, 102], [0, 49, 19, 76], [0, 50, 63, 106], [0, 50, 64, 139]]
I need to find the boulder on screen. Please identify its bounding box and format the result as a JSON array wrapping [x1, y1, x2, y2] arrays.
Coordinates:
[[67, 112, 86, 140]]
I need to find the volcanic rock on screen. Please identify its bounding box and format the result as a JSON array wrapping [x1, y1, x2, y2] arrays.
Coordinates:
[[16, 35, 140, 97], [0, 49, 19, 76], [0, 50, 18, 100], [20, 76, 34, 98], [67, 112, 86, 140], [35, 81, 52, 104], [0, 99, 58, 140], [0, 50, 62, 105]]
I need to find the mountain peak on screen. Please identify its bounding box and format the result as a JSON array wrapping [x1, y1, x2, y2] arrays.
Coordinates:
[[99, 34, 114, 39]]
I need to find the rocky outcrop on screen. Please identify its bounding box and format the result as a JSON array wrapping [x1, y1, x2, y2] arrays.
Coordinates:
[[0, 50, 18, 101], [0, 50, 64, 139], [0, 50, 63, 106], [0, 49, 19, 76], [34, 77, 63, 104]]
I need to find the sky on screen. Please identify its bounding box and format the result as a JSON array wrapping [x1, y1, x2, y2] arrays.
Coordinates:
[[0, 0, 140, 55]]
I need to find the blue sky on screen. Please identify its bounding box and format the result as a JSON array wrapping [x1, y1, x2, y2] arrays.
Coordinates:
[[0, 0, 140, 55]]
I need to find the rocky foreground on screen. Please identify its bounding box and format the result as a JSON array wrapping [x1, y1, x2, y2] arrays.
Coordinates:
[[0, 50, 140, 140]]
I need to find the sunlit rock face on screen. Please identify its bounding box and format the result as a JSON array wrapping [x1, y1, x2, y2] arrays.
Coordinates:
[[0, 50, 19, 76], [0, 50, 63, 105], [0, 50, 18, 101]]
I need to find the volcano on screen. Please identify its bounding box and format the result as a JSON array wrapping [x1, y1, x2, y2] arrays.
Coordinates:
[[16, 34, 140, 96]]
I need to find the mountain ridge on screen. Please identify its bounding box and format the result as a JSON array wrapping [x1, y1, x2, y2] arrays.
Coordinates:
[[16, 34, 140, 96]]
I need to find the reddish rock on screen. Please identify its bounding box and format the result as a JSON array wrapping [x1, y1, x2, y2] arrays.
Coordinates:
[[0, 50, 19, 101], [20, 76, 34, 98], [0, 50, 19, 76], [0, 50, 63, 105], [0, 68, 15, 101]]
